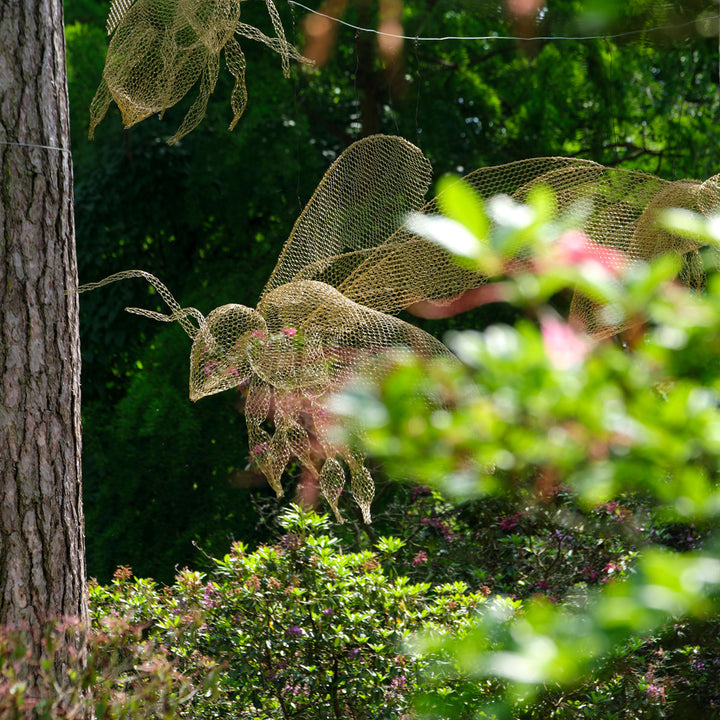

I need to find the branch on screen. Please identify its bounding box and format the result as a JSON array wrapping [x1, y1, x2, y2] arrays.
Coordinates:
[[568, 141, 682, 166]]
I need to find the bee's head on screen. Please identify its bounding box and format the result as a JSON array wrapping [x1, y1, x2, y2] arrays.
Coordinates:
[[189, 304, 266, 401]]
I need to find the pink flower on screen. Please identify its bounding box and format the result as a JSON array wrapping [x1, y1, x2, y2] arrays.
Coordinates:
[[251, 329, 266, 340], [204, 361, 218, 376], [386, 675, 407, 699], [280, 327, 297, 338], [603, 562, 619, 582], [498, 515, 518, 531], [252, 442, 269, 456], [421, 517, 456, 541], [540, 314, 591, 369], [412, 551, 428, 566], [550, 230, 626, 276], [646, 683, 666, 703], [203, 581, 217, 608]]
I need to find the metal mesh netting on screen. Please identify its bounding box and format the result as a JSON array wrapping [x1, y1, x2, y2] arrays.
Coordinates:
[[79, 135, 720, 521], [89, 0, 312, 145], [460, 158, 720, 337]]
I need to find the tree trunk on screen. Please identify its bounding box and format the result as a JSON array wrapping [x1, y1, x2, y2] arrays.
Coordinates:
[[0, 0, 86, 637]]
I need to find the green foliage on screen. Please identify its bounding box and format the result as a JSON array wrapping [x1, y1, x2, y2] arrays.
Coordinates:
[[4, 499, 720, 718], [332, 180, 720, 716], [85, 505, 489, 719]]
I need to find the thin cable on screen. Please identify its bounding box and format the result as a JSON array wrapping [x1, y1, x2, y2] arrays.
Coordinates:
[[288, 1, 714, 42], [413, 37, 420, 145], [0, 139, 71, 154]]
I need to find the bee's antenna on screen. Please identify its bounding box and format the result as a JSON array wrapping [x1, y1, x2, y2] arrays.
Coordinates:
[[78, 269, 203, 339]]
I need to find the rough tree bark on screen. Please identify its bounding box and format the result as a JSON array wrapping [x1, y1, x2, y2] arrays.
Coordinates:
[[0, 0, 86, 639]]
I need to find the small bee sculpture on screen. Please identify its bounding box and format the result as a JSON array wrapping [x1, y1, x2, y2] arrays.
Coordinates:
[[89, 0, 312, 144], [80, 135, 720, 521]]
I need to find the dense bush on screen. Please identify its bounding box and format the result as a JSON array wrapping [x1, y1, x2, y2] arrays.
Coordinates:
[[1, 504, 489, 719], [87, 505, 490, 719]]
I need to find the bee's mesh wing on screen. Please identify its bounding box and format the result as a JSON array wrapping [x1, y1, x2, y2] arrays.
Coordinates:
[[453, 157, 719, 337], [89, 0, 311, 144], [338, 156, 719, 336], [106, 0, 134, 33], [261, 135, 434, 296]]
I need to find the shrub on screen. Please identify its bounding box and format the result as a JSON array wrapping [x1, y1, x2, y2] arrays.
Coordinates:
[[0, 614, 198, 719], [86, 504, 490, 719]]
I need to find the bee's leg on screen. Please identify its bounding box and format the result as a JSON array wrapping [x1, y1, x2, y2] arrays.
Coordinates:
[[266, 426, 293, 494], [167, 51, 219, 145], [247, 420, 282, 496], [267, 410, 310, 496], [88, 78, 113, 139], [245, 380, 285, 497], [318, 457, 345, 523], [261, 0, 290, 76], [284, 421, 315, 474], [300, 397, 349, 522], [224, 36, 247, 130], [345, 453, 374, 524]]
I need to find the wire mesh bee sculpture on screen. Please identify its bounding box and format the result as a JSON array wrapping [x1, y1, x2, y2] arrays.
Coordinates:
[[89, 0, 312, 144], [80, 135, 720, 521]]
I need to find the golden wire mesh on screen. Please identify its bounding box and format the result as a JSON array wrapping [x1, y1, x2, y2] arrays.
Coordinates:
[[80, 135, 720, 521], [457, 158, 720, 337], [89, 0, 312, 144]]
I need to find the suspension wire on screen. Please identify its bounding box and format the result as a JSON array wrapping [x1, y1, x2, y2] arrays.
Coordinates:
[[0, 139, 71, 154], [288, 1, 715, 43]]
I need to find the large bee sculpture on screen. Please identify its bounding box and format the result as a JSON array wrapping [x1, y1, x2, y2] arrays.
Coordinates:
[[80, 135, 720, 521], [89, 0, 312, 144]]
